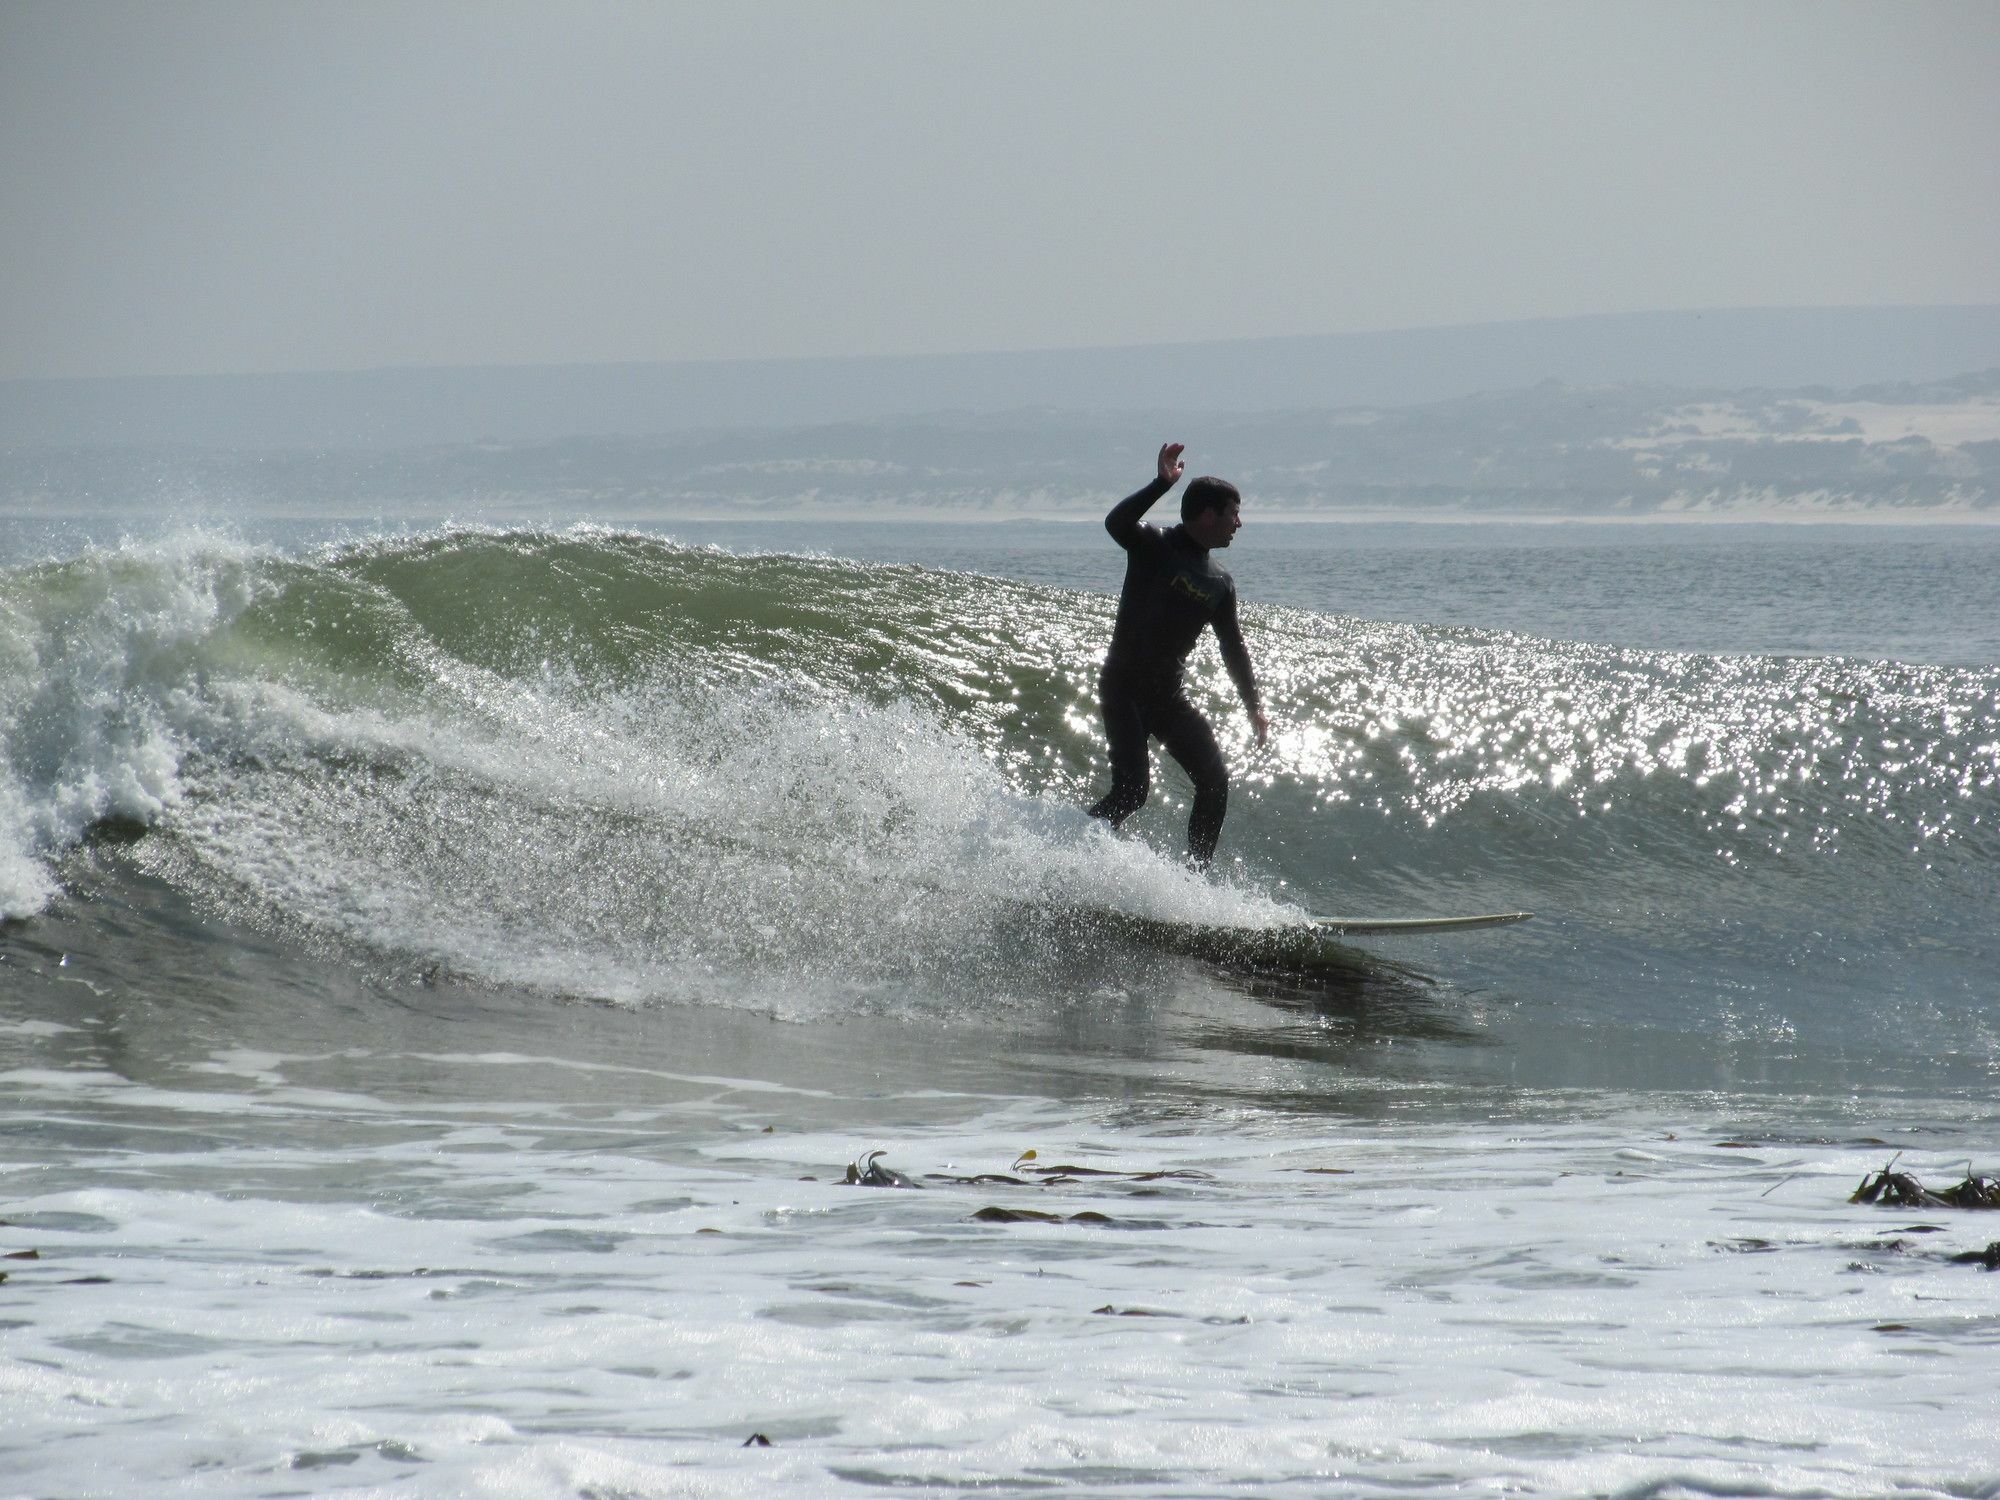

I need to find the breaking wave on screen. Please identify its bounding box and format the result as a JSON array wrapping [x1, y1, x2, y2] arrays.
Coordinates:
[[3, 526, 1995, 1026]]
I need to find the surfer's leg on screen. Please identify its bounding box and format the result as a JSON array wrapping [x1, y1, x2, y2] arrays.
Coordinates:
[[1157, 696, 1229, 867], [1087, 685, 1150, 827]]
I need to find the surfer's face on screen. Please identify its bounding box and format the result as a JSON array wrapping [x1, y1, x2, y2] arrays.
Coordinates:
[[1188, 501, 1241, 550]]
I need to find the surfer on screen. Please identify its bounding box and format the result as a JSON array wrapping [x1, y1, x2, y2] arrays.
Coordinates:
[[1087, 441, 1269, 868]]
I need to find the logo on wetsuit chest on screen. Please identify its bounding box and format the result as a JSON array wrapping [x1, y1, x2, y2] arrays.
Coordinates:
[[1169, 571, 1219, 608]]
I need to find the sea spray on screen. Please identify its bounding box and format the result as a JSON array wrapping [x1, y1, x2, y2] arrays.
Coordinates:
[[0, 533, 278, 916]]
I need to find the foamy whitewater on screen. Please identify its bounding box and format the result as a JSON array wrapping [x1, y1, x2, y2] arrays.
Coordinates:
[[3, 519, 1998, 1497]]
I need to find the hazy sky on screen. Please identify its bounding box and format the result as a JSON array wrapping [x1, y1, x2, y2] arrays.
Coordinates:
[[4, 0, 1998, 380]]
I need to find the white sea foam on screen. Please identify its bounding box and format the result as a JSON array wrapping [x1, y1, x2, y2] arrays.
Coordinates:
[[0, 1051, 1993, 1498]]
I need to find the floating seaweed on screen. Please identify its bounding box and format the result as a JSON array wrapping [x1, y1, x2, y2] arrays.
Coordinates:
[[842, 1150, 921, 1189], [1092, 1304, 1251, 1324], [836, 1147, 1214, 1191], [928, 1149, 1214, 1189], [970, 1206, 1184, 1230], [1850, 1164, 2000, 1210], [973, 1206, 1109, 1225]]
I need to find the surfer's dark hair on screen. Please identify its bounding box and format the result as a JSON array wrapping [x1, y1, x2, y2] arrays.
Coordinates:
[[1180, 476, 1239, 522]]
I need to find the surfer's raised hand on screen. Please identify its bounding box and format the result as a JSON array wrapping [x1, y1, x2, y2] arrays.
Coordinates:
[[1157, 442, 1186, 486]]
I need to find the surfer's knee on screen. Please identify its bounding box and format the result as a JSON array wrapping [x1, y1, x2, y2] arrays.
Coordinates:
[[1089, 772, 1149, 825]]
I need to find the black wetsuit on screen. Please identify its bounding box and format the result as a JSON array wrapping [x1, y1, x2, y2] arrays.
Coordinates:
[[1087, 475, 1261, 866]]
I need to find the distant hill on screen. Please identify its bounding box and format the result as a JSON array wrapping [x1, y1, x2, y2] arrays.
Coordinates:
[[7, 366, 1996, 521], [4, 305, 1999, 450]]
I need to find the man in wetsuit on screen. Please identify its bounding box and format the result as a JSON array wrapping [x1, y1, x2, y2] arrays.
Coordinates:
[[1088, 441, 1269, 868]]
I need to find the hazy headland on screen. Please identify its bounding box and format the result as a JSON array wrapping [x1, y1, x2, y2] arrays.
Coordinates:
[[5, 305, 1997, 524]]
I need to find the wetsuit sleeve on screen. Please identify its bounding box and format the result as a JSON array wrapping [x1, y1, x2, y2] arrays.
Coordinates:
[[1104, 475, 1174, 550], [1215, 586, 1262, 714]]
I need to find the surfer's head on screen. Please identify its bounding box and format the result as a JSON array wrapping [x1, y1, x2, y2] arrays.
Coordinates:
[[1181, 477, 1242, 549]]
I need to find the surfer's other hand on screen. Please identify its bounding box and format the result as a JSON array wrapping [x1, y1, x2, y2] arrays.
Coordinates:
[[1157, 442, 1186, 486], [1251, 708, 1270, 747]]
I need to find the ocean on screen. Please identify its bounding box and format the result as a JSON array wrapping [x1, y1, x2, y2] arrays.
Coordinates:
[[3, 509, 1997, 1497]]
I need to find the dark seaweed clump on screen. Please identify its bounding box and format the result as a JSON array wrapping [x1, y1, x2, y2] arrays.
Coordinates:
[[1850, 1167, 2000, 1210]]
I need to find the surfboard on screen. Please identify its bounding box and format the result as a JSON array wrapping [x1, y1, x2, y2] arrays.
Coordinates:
[[1311, 911, 1532, 935], [1036, 904, 1532, 973]]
